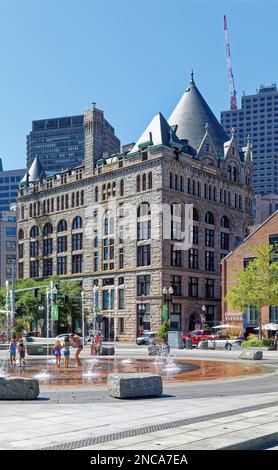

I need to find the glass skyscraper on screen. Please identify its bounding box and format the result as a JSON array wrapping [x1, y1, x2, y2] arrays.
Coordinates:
[[0, 162, 25, 212], [27, 115, 85, 174], [221, 84, 278, 196]]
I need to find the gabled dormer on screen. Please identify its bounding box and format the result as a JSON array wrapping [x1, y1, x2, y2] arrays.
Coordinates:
[[197, 123, 219, 167]]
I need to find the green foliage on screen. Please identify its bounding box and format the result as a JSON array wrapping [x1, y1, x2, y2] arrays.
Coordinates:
[[242, 338, 270, 348], [157, 321, 170, 340], [225, 243, 278, 339], [0, 277, 83, 334]]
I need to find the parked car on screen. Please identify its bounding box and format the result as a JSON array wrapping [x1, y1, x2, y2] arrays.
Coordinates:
[[197, 338, 242, 350], [136, 332, 156, 345], [55, 333, 86, 346], [182, 329, 217, 347]]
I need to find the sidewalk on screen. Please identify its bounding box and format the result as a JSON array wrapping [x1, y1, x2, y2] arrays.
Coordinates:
[[1, 392, 278, 450]]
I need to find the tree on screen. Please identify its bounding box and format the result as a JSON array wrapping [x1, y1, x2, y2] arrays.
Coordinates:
[[0, 277, 83, 336], [225, 243, 278, 339], [157, 321, 170, 341]]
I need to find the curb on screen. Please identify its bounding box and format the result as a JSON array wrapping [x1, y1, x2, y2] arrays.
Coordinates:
[[219, 431, 278, 450]]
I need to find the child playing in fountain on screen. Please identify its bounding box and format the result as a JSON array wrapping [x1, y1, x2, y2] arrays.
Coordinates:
[[9, 338, 17, 367], [54, 340, 62, 368], [63, 336, 70, 368], [17, 338, 26, 367]]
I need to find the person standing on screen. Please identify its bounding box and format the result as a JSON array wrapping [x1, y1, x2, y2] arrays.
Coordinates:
[[9, 339, 17, 367], [54, 340, 62, 368], [70, 333, 83, 366], [63, 336, 70, 368], [17, 339, 26, 367]]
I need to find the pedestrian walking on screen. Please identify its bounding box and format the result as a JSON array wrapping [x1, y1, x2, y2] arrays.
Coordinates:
[[95, 331, 102, 356], [63, 336, 70, 368], [9, 338, 17, 367], [70, 333, 83, 366], [17, 339, 26, 367], [54, 340, 63, 368], [90, 334, 96, 355]]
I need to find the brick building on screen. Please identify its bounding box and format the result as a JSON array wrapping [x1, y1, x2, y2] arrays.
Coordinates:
[[221, 211, 278, 334], [17, 74, 254, 341]]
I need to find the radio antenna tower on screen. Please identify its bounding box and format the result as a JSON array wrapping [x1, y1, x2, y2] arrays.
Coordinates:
[[224, 15, 237, 110]]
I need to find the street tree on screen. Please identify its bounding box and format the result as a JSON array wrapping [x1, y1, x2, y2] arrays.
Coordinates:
[[225, 243, 278, 339]]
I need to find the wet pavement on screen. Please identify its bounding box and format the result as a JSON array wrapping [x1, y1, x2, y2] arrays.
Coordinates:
[[1, 356, 273, 388]]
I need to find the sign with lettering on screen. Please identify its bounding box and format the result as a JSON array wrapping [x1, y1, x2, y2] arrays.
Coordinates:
[[224, 312, 243, 322]]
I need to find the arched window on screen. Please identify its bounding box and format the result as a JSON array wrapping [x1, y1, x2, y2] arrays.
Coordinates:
[[30, 225, 40, 238], [137, 202, 151, 218], [95, 186, 99, 202], [57, 220, 67, 232], [205, 211, 214, 225], [137, 175, 141, 192], [72, 216, 83, 230], [43, 223, 53, 236], [192, 180, 196, 196], [187, 179, 191, 194], [148, 172, 152, 190], [18, 229, 24, 240], [175, 174, 178, 191], [120, 179, 124, 196], [221, 216, 229, 228], [233, 167, 237, 182], [208, 185, 212, 200], [180, 176, 183, 192], [239, 195, 242, 209], [169, 172, 173, 189], [142, 174, 147, 191], [213, 187, 217, 202], [197, 182, 200, 197], [193, 208, 199, 222], [204, 184, 207, 199]]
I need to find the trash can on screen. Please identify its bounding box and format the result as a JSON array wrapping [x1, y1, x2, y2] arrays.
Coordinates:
[[185, 338, 193, 349], [200, 340, 208, 350]]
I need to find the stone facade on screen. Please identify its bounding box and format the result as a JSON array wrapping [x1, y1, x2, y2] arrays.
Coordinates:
[[17, 80, 254, 341]]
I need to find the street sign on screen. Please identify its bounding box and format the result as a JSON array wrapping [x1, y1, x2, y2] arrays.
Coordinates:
[[51, 304, 59, 321], [162, 304, 168, 322]]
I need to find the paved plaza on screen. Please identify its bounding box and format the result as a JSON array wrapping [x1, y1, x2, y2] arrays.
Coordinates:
[[1, 346, 278, 450]]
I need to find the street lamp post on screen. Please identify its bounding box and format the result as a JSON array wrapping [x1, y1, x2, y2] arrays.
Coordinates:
[[201, 305, 206, 330], [163, 286, 174, 328]]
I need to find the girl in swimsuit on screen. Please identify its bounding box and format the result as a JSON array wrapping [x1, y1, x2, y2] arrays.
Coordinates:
[[54, 340, 62, 368], [70, 333, 83, 366], [63, 336, 70, 368]]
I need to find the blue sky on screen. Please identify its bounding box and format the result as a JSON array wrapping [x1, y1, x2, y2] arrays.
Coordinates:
[[0, 0, 277, 170]]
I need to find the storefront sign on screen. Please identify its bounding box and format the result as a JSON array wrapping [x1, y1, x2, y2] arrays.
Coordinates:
[[224, 312, 244, 322]]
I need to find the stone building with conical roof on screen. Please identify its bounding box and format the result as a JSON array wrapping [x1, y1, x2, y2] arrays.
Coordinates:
[[17, 78, 254, 340]]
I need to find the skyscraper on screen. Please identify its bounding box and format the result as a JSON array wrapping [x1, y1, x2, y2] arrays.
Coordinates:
[[0, 163, 25, 212], [0, 161, 25, 286], [221, 84, 278, 196], [26, 112, 120, 174]]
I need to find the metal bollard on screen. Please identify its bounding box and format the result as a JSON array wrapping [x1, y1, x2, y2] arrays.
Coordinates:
[[200, 340, 208, 350], [185, 338, 193, 349]]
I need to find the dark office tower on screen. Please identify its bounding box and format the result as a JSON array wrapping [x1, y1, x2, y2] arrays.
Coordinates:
[[27, 110, 120, 174], [0, 166, 25, 212], [221, 84, 278, 196]]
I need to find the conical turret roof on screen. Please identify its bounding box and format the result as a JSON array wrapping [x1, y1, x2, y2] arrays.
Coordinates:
[[168, 73, 228, 157], [20, 157, 45, 184]]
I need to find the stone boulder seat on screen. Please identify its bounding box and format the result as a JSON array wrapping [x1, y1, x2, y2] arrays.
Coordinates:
[[0, 377, 40, 400], [107, 373, 163, 399]]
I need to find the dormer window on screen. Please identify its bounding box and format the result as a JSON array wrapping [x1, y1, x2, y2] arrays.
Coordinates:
[[174, 149, 179, 161], [142, 151, 148, 161], [205, 143, 210, 152]]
